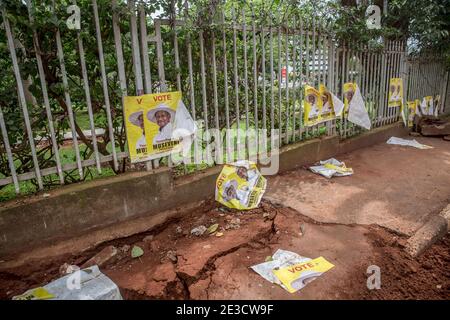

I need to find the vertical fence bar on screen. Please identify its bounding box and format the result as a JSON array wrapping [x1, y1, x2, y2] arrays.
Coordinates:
[[171, 2, 181, 92], [251, 6, 258, 138], [284, 23, 290, 144], [242, 9, 249, 157], [93, 0, 118, 171], [0, 106, 20, 193], [199, 29, 209, 161], [222, 11, 231, 162], [27, 0, 64, 184], [211, 32, 221, 163], [291, 18, 297, 141], [277, 17, 282, 134], [261, 19, 267, 137], [269, 14, 275, 134], [53, 3, 84, 180], [232, 8, 240, 159], [112, 0, 131, 169], [74, 0, 101, 173], [139, 5, 153, 94], [298, 20, 304, 139]]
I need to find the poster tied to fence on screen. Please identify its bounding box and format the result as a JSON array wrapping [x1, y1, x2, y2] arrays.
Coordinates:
[[407, 100, 418, 127], [388, 78, 403, 108], [303, 85, 322, 126], [215, 161, 267, 210], [124, 91, 196, 163]]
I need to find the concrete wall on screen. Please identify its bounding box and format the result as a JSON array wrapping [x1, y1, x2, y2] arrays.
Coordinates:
[[0, 123, 407, 258]]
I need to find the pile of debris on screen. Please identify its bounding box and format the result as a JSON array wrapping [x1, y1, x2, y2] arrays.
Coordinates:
[[412, 115, 450, 141]]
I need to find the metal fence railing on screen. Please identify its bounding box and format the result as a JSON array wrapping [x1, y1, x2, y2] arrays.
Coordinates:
[[0, 0, 448, 198]]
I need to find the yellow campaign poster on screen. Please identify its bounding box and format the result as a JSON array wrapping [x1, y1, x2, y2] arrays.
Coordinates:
[[215, 161, 267, 210], [407, 100, 417, 128], [272, 256, 335, 293], [319, 84, 335, 121], [424, 96, 433, 115], [388, 78, 403, 108], [303, 85, 322, 126], [124, 91, 194, 163], [124, 96, 150, 163], [343, 82, 356, 114], [434, 95, 441, 115]]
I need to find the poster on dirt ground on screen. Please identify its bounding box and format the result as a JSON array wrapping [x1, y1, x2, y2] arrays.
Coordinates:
[[215, 160, 267, 210], [388, 78, 403, 108], [303, 85, 323, 126], [124, 91, 196, 163]]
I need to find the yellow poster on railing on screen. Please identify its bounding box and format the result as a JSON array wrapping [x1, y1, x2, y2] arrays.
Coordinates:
[[303, 85, 322, 126], [406, 100, 417, 128], [124, 91, 196, 163], [388, 78, 403, 108], [343, 82, 356, 114]]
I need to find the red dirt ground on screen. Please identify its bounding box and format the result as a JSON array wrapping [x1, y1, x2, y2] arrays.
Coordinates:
[[0, 199, 448, 300]]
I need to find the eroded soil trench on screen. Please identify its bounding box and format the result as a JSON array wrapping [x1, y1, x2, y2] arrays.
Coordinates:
[[0, 199, 448, 300]]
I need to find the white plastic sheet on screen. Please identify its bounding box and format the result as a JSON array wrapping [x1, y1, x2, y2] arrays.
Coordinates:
[[309, 158, 354, 179], [14, 265, 123, 300], [386, 137, 433, 149], [348, 85, 371, 130]]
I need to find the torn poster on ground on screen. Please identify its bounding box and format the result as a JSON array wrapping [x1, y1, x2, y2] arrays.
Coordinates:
[[250, 249, 334, 293], [215, 160, 267, 210], [386, 137, 433, 150], [272, 256, 335, 293], [13, 265, 122, 300], [309, 158, 353, 179]]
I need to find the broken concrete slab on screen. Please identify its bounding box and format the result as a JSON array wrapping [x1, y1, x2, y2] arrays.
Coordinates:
[[267, 137, 450, 236], [405, 215, 448, 257], [421, 121, 450, 136]]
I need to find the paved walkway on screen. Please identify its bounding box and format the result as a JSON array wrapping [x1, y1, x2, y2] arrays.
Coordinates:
[[266, 136, 450, 236]]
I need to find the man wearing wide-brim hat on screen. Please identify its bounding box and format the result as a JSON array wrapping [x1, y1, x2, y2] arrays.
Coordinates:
[[128, 111, 147, 150], [147, 104, 176, 144]]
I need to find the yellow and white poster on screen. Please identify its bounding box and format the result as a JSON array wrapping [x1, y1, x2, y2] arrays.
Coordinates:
[[319, 84, 345, 120], [272, 256, 335, 293], [343, 82, 356, 114], [215, 160, 266, 210], [420, 96, 434, 116], [124, 91, 196, 163], [388, 78, 403, 108], [434, 95, 441, 116], [303, 85, 322, 126], [406, 100, 417, 128]]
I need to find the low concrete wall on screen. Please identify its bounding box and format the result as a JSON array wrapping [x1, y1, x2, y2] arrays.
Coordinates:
[[0, 123, 408, 258]]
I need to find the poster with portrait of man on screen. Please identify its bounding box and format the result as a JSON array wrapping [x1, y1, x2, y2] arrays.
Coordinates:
[[319, 84, 345, 121], [124, 91, 196, 163], [303, 85, 322, 126], [388, 78, 403, 108], [343, 82, 356, 114], [215, 160, 267, 210], [406, 100, 418, 128]]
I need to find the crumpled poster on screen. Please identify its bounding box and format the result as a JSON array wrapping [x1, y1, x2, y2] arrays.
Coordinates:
[[309, 158, 354, 179], [13, 265, 123, 300], [347, 83, 371, 130], [251, 249, 335, 293], [215, 160, 267, 210], [386, 137, 433, 150]]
